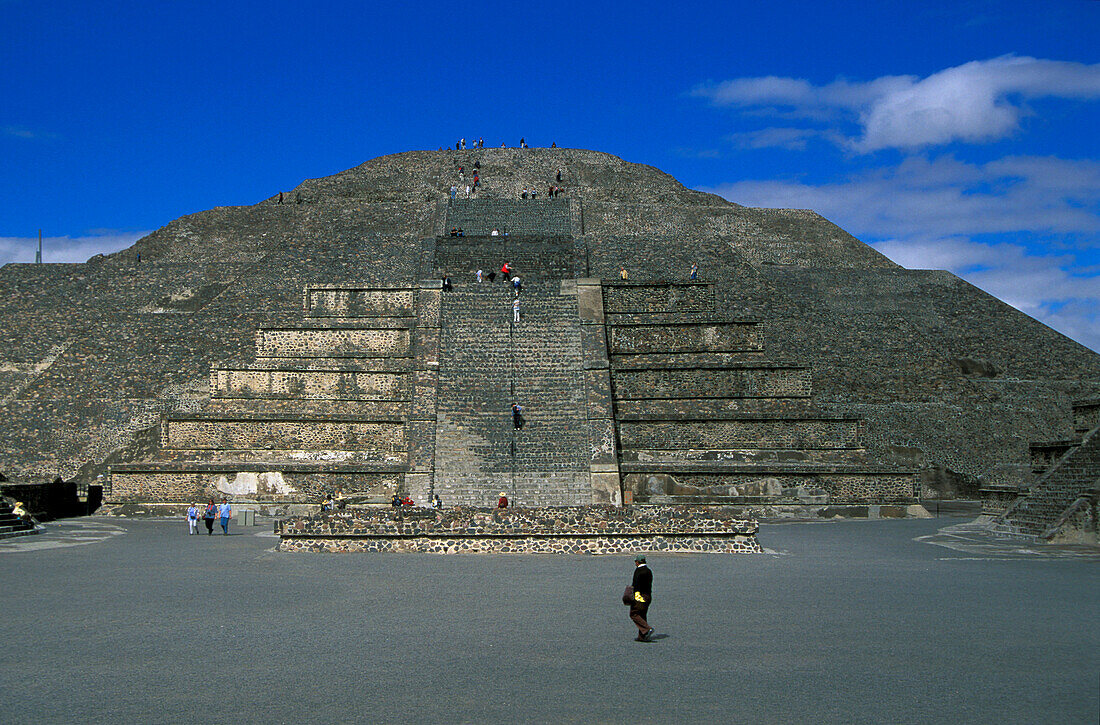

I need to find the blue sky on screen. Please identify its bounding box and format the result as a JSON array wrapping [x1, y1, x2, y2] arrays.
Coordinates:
[[2, 0, 1099, 349]]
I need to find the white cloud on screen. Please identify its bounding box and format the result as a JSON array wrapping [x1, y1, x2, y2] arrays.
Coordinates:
[[0, 231, 150, 266], [728, 127, 822, 151], [708, 155, 1100, 239], [703, 154, 1100, 352], [695, 56, 1100, 152]]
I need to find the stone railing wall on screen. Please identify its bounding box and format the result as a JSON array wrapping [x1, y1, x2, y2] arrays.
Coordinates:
[[276, 504, 761, 554]]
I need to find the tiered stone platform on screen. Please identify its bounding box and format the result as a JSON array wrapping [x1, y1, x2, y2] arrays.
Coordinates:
[[4, 148, 1098, 519], [109, 282, 442, 511], [276, 505, 761, 554]]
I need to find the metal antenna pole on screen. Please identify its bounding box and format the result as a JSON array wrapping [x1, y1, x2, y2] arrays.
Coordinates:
[[36, 229, 42, 264]]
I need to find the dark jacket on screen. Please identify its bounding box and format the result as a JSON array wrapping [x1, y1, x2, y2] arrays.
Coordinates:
[[632, 564, 652, 601]]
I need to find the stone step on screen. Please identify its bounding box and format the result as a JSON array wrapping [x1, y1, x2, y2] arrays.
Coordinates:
[[108, 462, 406, 504], [202, 399, 409, 417], [254, 327, 412, 358], [303, 285, 418, 318], [607, 322, 765, 354], [620, 448, 871, 466], [611, 365, 812, 399], [622, 467, 918, 504], [617, 416, 862, 450], [616, 398, 819, 417], [210, 368, 412, 401], [162, 415, 406, 454]]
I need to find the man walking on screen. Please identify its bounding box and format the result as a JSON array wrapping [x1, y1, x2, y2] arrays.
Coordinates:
[[512, 296, 520, 324], [629, 555, 655, 641], [218, 498, 232, 535]]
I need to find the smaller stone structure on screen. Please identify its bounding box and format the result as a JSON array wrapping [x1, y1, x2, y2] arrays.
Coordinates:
[[276, 505, 761, 554]]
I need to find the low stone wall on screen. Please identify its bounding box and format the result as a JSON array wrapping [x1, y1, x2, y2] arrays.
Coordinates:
[[276, 505, 761, 554]]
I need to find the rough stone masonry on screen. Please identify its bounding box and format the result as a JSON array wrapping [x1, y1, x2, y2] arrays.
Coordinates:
[[0, 147, 1096, 515]]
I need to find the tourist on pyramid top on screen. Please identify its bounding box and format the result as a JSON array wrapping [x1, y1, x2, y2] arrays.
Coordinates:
[[501, 142, 506, 147], [498, 492, 509, 508], [460, 138, 466, 149], [478, 138, 484, 148], [551, 142, 556, 148], [520, 138, 527, 148]]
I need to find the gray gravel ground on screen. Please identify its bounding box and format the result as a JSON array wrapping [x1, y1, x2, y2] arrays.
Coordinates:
[[1, 516, 1097, 724]]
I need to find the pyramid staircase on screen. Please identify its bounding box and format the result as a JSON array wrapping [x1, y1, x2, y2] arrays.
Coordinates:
[[990, 399, 1100, 540], [107, 197, 918, 511]]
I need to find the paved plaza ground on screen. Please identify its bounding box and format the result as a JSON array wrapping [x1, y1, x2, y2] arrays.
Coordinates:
[[2, 514, 1097, 724]]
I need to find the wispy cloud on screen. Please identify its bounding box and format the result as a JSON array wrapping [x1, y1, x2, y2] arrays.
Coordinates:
[[0, 231, 150, 265], [703, 154, 1100, 351], [2, 125, 58, 140], [694, 56, 1100, 152], [727, 127, 825, 151]]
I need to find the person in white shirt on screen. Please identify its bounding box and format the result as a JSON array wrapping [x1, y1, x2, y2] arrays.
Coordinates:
[[186, 503, 199, 535], [476, 269, 483, 283]]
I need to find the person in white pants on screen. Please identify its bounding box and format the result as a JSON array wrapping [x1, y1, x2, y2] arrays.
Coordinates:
[[186, 503, 199, 535], [512, 297, 520, 323]]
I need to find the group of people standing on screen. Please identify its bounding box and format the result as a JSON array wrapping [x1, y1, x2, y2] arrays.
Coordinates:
[[186, 499, 231, 535]]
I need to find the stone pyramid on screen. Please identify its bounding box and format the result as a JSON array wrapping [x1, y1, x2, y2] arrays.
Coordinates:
[[0, 148, 1096, 515]]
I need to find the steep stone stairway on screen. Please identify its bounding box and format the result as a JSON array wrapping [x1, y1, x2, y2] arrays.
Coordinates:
[[994, 400, 1100, 539], [434, 280, 588, 506]]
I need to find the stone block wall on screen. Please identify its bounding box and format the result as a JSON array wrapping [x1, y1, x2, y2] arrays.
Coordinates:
[[305, 287, 417, 317], [255, 328, 410, 358], [617, 418, 861, 450], [212, 369, 411, 400], [110, 466, 402, 503], [276, 504, 761, 554], [608, 322, 763, 354], [163, 418, 406, 456], [611, 366, 812, 399]]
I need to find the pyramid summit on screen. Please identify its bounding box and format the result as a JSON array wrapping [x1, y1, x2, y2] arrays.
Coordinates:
[[1, 147, 1098, 524]]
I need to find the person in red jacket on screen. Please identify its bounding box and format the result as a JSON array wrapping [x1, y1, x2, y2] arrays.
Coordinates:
[[497, 492, 508, 508], [501, 262, 511, 281]]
